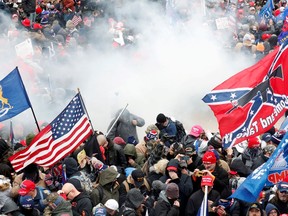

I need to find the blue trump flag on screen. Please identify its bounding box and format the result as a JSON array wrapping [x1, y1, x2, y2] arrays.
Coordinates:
[[230, 132, 288, 203], [0, 67, 31, 122], [258, 0, 274, 23]]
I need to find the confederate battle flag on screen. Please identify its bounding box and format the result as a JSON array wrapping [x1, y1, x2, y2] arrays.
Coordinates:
[[202, 41, 288, 149]]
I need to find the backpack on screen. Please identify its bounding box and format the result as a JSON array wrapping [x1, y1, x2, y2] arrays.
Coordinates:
[[174, 120, 186, 142], [70, 171, 93, 194]]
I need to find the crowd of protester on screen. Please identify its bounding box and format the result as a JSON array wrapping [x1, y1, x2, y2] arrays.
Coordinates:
[[0, 111, 288, 216], [1, 0, 288, 214]]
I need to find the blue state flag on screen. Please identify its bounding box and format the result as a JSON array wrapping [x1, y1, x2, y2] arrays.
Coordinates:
[[230, 132, 288, 203], [258, 0, 274, 23], [0, 67, 31, 122]]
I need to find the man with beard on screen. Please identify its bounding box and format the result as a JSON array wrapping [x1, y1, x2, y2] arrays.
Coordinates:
[[268, 181, 288, 214]]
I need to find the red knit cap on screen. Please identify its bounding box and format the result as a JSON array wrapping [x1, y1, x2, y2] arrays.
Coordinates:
[[113, 137, 126, 145], [247, 137, 260, 148], [202, 151, 217, 164]]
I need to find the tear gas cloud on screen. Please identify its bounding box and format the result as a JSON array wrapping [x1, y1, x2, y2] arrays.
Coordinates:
[[0, 1, 258, 139]]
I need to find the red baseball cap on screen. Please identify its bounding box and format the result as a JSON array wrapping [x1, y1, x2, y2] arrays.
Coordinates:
[[202, 151, 217, 164], [18, 180, 36, 196], [201, 175, 214, 187]]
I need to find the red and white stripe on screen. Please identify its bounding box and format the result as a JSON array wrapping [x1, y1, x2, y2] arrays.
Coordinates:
[[10, 115, 92, 172]]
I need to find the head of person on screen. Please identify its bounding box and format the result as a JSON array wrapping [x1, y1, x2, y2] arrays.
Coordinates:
[[18, 180, 36, 197], [166, 159, 180, 178], [104, 199, 119, 216], [270, 131, 285, 147], [126, 188, 144, 210], [156, 113, 168, 126], [265, 203, 280, 216], [247, 203, 264, 216], [276, 182, 288, 203], [202, 151, 217, 171], [247, 137, 261, 149], [43, 192, 64, 210], [165, 182, 179, 202], [131, 169, 145, 188], [62, 183, 80, 200], [189, 125, 204, 138], [22, 163, 40, 183], [97, 134, 108, 148], [201, 175, 214, 193]]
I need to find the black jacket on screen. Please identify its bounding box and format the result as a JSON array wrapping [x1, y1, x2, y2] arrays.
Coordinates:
[[154, 191, 179, 216], [185, 189, 220, 216], [71, 192, 92, 216]]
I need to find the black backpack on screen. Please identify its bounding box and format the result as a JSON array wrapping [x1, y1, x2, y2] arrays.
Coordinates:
[[174, 120, 186, 142]]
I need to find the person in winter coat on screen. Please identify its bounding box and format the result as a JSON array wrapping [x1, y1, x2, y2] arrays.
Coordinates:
[[107, 109, 145, 144], [154, 182, 180, 216], [123, 144, 145, 169], [61, 183, 92, 216], [268, 181, 288, 214], [90, 167, 120, 207], [62, 157, 83, 192], [265, 203, 280, 216], [246, 202, 265, 216], [185, 175, 220, 216], [159, 159, 193, 215], [104, 137, 127, 169], [155, 113, 177, 147], [193, 151, 231, 198], [42, 192, 73, 216], [21, 0, 36, 27], [118, 188, 145, 216]]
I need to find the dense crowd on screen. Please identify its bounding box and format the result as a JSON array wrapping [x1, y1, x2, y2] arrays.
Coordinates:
[[0, 110, 288, 216], [0, 0, 288, 215]]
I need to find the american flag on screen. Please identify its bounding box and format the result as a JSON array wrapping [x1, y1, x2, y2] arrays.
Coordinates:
[[9, 93, 93, 173], [71, 14, 82, 27]]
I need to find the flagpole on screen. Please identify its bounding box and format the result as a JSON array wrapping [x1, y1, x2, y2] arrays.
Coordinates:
[[77, 88, 95, 132], [106, 103, 129, 136], [16, 67, 40, 133], [203, 185, 208, 216]]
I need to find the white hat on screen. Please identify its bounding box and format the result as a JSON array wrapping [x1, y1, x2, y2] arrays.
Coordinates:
[[104, 199, 119, 211]]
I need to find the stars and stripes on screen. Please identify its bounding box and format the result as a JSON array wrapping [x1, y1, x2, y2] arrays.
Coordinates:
[[9, 93, 93, 172]]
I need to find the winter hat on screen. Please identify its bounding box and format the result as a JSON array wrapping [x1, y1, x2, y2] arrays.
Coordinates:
[[247, 137, 261, 148], [185, 143, 196, 155], [127, 136, 137, 145], [113, 137, 126, 145], [19, 195, 34, 209], [261, 133, 272, 142], [202, 151, 217, 164], [165, 183, 179, 199], [19, 180, 36, 196], [166, 159, 179, 172], [265, 203, 280, 215], [36, 6, 42, 14], [271, 131, 285, 145], [131, 169, 145, 188], [248, 203, 263, 213], [94, 207, 107, 216], [262, 33, 272, 41], [243, 33, 252, 46], [127, 188, 144, 208], [146, 130, 158, 141], [145, 124, 160, 134], [21, 18, 30, 27], [104, 199, 119, 211], [208, 133, 222, 149], [152, 180, 167, 191], [201, 175, 214, 187], [63, 157, 78, 177], [277, 182, 288, 193], [189, 125, 204, 137], [156, 113, 166, 124]]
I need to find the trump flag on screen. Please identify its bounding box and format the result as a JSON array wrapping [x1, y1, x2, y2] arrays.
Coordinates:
[[9, 93, 93, 172], [0, 67, 31, 122], [230, 132, 288, 203], [203, 41, 288, 148]]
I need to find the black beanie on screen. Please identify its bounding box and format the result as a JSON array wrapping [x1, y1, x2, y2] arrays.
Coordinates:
[[63, 157, 78, 177], [156, 113, 166, 124]]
